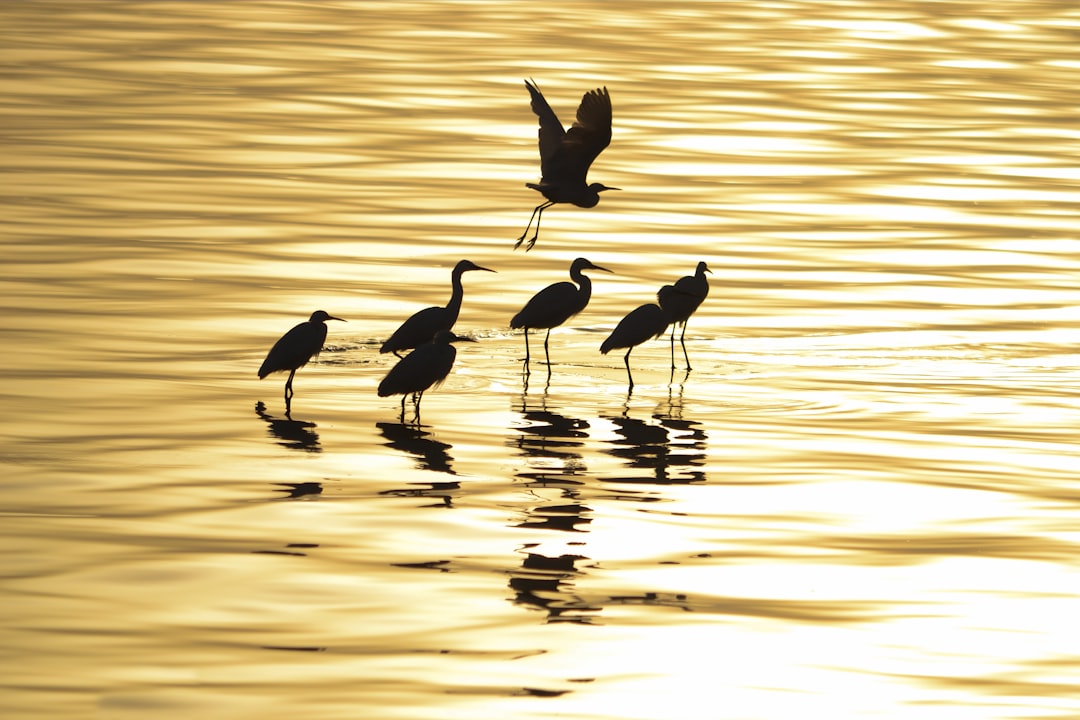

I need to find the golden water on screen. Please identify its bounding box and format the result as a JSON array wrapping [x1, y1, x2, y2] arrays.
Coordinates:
[[3, 1, 1080, 718]]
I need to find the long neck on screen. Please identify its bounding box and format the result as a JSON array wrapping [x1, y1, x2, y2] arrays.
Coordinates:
[[571, 266, 593, 305], [444, 270, 465, 325]]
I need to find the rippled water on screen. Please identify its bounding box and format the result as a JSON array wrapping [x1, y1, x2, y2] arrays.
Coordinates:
[[4, 1, 1080, 718]]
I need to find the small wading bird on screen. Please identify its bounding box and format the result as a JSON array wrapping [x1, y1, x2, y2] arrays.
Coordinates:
[[380, 259, 494, 357], [600, 303, 672, 390], [657, 261, 711, 370], [378, 330, 475, 420], [515, 79, 619, 251], [258, 310, 345, 413], [510, 257, 612, 377]]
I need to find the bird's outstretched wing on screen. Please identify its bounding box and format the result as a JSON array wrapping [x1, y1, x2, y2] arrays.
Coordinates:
[[563, 86, 612, 179], [526, 80, 611, 183]]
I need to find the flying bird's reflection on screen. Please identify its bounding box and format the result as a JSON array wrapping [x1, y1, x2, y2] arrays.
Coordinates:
[[507, 548, 600, 624], [254, 401, 321, 453]]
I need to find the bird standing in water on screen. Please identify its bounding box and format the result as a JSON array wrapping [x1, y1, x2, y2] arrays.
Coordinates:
[[657, 261, 711, 370], [515, 80, 619, 251], [510, 257, 612, 377], [380, 259, 494, 357], [378, 330, 475, 421], [258, 310, 345, 413], [600, 303, 672, 390]]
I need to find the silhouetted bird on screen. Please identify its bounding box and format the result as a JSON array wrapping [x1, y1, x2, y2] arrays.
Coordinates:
[[657, 261, 711, 370], [380, 259, 494, 357], [515, 80, 619, 251], [378, 330, 475, 417], [600, 303, 672, 389], [258, 310, 344, 412], [510, 257, 612, 376]]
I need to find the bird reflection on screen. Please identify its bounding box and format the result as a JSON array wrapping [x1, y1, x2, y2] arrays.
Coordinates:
[[376, 421, 456, 474], [601, 395, 707, 485], [507, 548, 600, 624], [511, 391, 590, 484], [254, 401, 321, 453]]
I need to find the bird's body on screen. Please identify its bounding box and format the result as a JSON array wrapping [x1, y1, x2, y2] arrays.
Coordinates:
[[657, 261, 711, 370], [380, 260, 494, 356], [600, 303, 672, 389], [258, 310, 344, 412], [515, 80, 619, 251], [378, 330, 474, 418], [510, 257, 612, 376]]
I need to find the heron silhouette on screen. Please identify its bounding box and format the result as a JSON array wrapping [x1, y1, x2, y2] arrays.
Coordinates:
[[380, 259, 494, 357], [657, 261, 711, 370], [600, 303, 672, 390], [515, 79, 619, 251], [378, 330, 475, 420], [510, 257, 612, 377], [258, 310, 344, 413]]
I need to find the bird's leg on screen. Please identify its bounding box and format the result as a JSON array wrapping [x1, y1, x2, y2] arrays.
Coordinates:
[[522, 329, 531, 375], [514, 201, 553, 251], [623, 350, 635, 390], [284, 369, 297, 411], [669, 326, 677, 371], [542, 329, 552, 367], [398, 395, 407, 424], [680, 323, 692, 371], [413, 391, 424, 425]]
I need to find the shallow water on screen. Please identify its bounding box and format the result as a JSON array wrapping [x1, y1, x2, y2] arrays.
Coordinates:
[[3, 1, 1080, 718]]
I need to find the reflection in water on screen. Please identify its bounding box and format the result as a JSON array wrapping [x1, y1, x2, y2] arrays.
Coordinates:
[[254, 401, 321, 453], [376, 421, 459, 506], [271, 482, 323, 500], [507, 547, 600, 624], [602, 387, 707, 485]]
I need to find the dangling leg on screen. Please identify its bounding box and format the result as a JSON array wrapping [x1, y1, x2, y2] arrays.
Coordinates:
[[515, 201, 552, 250], [623, 349, 635, 390], [526, 202, 553, 251], [543, 328, 552, 379]]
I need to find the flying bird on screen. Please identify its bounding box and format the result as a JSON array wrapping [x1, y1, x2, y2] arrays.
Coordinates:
[[258, 310, 344, 413], [380, 259, 494, 357], [510, 257, 612, 377], [657, 261, 711, 370], [515, 79, 619, 251]]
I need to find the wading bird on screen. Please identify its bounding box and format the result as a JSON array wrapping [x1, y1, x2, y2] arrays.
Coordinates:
[[378, 330, 475, 420], [258, 310, 345, 413], [657, 261, 711, 370], [515, 80, 619, 251], [380, 259, 494, 357], [510, 257, 612, 377], [600, 303, 672, 390]]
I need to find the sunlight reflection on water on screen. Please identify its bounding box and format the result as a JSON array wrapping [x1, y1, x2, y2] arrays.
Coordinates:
[[3, 0, 1080, 718]]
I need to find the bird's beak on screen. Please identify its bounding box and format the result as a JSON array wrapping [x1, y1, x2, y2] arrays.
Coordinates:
[[592, 263, 614, 274], [329, 315, 346, 322], [602, 186, 621, 192], [476, 265, 497, 273]]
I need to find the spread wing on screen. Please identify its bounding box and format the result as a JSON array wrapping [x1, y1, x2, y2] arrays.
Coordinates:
[[526, 80, 611, 184]]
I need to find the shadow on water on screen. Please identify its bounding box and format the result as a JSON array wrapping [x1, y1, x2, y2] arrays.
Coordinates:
[[254, 401, 321, 453]]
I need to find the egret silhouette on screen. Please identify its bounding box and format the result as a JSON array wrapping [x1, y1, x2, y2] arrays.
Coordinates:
[[515, 79, 619, 251], [510, 257, 612, 377], [378, 330, 475, 419], [600, 303, 672, 390], [380, 259, 494, 357], [258, 310, 344, 412], [657, 261, 711, 370]]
